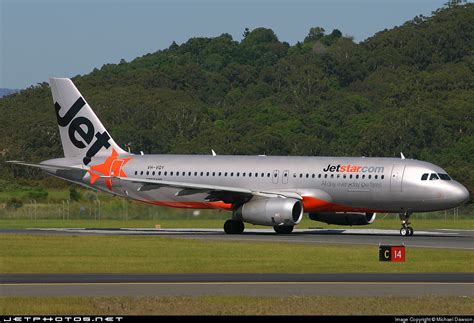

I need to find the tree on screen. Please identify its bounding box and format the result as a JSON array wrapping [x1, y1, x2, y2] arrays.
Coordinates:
[[69, 186, 82, 202], [304, 27, 325, 42]]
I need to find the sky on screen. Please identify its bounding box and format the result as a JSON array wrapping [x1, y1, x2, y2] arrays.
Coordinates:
[[1, 0, 447, 89]]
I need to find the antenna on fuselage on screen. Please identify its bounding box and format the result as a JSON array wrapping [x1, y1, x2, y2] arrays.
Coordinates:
[[211, 149, 217, 157], [400, 152, 406, 159]]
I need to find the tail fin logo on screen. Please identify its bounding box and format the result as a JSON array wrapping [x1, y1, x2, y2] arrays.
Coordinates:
[[55, 97, 111, 165], [88, 148, 132, 190]]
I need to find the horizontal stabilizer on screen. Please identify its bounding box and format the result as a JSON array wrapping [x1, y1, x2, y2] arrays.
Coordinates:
[[6, 161, 88, 175]]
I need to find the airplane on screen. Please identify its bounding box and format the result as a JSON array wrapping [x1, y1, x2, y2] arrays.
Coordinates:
[[8, 78, 470, 236]]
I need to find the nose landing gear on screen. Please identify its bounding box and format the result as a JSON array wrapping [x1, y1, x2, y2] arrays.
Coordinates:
[[399, 211, 414, 236]]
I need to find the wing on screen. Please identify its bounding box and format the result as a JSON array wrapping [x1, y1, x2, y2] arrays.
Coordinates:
[[110, 176, 302, 205]]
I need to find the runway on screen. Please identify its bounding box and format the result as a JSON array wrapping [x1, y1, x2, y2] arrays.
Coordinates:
[[2, 227, 473, 250], [2, 273, 473, 297], [2, 229, 473, 297]]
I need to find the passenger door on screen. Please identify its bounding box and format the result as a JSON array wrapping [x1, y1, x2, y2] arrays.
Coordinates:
[[272, 170, 279, 184], [390, 164, 405, 192], [282, 170, 289, 184]]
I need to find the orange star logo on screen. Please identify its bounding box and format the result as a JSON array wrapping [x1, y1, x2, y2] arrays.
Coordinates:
[[88, 149, 133, 190]]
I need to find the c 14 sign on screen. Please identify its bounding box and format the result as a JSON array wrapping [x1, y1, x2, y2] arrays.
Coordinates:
[[379, 245, 406, 262]]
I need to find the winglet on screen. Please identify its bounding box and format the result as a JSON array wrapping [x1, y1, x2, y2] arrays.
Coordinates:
[[211, 149, 217, 157], [400, 152, 406, 159]]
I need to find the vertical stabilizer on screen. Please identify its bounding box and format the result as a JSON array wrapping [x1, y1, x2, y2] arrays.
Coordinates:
[[49, 78, 127, 165]]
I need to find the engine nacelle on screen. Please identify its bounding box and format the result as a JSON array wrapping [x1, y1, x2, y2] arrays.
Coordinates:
[[234, 197, 303, 226], [309, 212, 376, 226]]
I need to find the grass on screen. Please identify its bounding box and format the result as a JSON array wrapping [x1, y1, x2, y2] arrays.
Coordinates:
[[0, 189, 72, 203], [0, 217, 473, 230], [1, 296, 472, 315], [1, 234, 472, 273]]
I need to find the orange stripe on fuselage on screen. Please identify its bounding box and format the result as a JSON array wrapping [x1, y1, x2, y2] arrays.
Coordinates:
[[133, 197, 383, 213], [136, 199, 234, 211], [302, 196, 385, 213]]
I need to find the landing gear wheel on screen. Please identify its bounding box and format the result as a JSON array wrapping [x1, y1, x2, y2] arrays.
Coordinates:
[[400, 227, 408, 236], [399, 211, 413, 237], [224, 220, 244, 234], [273, 225, 294, 234]]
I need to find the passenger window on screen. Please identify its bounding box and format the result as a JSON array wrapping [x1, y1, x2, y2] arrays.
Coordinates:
[[261, 172, 264, 177], [430, 173, 439, 180], [135, 171, 137, 175], [152, 171, 155, 176], [237, 172, 240, 177], [219, 172, 222, 176], [170, 171, 173, 176], [306, 174, 309, 178], [255, 173, 258, 177], [212, 172, 215, 176], [337, 174, 340, 178], [312, 174, 315, 178], [225, 172, 228, 176], [324, 174, 328, 178], [164, 171, 167, 176], [206, 172, 209, 176], [343, 174, 346, 179], [243, 172, 246, 177], [356, 174, 359, 179], [158, 171, 161, 176], [362, 175, 365, 179], [374, 175, 377, 179], [146, 171, 149, 176], [318, 174, 321, 178], [299, 174, 303, 178], [267, 173, 270, 177], [381, 175, 384, 180], [349, 174, 353, 179], [330, 174, 334, 178], [194, 172, 197, 176], [368, 175, 371, 179], [230, 172, 234, 177]]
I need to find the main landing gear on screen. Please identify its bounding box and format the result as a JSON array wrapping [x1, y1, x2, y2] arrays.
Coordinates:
[[273, 225, 294, 234], [399, 211, 414, 236], [224, 220, 244, 234]]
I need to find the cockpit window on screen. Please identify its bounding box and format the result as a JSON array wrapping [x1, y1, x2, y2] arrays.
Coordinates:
[[421, 173, 428, 181], [429, 173, 439, 180], [438, 173, 451, 180]]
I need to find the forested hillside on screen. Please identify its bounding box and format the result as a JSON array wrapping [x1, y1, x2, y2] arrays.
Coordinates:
[[1, 3, 473, 194], [0, 89, 19, 98]]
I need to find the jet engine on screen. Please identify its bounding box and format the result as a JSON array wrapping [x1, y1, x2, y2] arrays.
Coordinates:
[[309, 212, 376, 226], [234, 197, 303, 226]]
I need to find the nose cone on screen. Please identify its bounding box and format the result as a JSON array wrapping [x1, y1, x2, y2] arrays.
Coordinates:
[[449, 182, 470, 206]]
